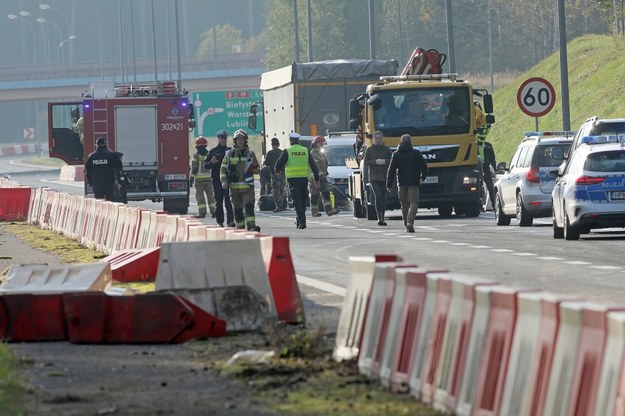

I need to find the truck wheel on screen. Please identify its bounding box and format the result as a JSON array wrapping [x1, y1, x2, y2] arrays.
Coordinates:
[[454, 204, 466, 216], [163, 197, 189, 215], [353, 198, 365, 218], [438, 204, 453, 218], [463, 202, 481, 218]]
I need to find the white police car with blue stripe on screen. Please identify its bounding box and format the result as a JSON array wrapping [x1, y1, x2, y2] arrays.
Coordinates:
[[552, 134, 625, 240]]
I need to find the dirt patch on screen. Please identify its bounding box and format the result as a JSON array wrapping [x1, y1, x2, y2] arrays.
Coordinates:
[[0, 343, 24, 415]]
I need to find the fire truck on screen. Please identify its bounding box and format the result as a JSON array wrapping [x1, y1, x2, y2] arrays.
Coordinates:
[[48, 80, 195, 214], [348, 48, 495, 218]]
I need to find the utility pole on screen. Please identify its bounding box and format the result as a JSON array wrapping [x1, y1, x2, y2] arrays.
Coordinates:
[[445, 0, 456, 73], [488, 0, 494, 92], [557, 0, 571, 130], [175, 0, 182, 84], [130, 0, 137, 82], [150, 0, 158, 82], [306, 0, 313, 62], [293, 0, 300, 62], [118, 0, 126, 83], [368, 0, 376, 59], [397, 0, 404, 64]]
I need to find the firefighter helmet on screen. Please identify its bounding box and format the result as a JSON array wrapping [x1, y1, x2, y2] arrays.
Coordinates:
[[234, 129, 248, 140], [311, 135, 326, 148], [96, 137, 107, 147], [195, 136, 208, 147]]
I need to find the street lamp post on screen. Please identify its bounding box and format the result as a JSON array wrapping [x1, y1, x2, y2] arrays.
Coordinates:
[[36, 17, 64, 64], [40, 4, 72, 62], [58, 35, 76, 64]]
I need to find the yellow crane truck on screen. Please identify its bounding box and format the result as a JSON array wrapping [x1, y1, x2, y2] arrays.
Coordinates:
[[347, 71, 495, 218]]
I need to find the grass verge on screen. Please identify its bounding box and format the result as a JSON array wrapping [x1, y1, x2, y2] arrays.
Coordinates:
[[0, 343, 24, 415], [3, 223, 104, 264]]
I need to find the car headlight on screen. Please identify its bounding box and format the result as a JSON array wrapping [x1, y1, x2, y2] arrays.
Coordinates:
[[463, 176, 478, 184]]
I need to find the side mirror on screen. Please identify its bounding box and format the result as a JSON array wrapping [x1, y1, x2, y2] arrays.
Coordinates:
[[188, 119, 196, 129], [548, 169, 560, 179], [349, 99, 360, 120], [551, 147, 565, 160], [496, 161, 507, 173], [485, 114, 495, 124], [349, 118, 360, 130], [367, 94, 381, 111], [483, 94, 494, 114], [248, 115, 257, 132], [250, 104, 258, 115]]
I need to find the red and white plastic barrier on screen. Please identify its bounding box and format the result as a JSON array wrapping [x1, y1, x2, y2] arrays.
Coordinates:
[[59, 165, 84, 181], [0, 143, 40, 157]]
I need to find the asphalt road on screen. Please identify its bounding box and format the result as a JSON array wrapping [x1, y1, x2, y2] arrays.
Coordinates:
[[3, 155, 625, 312]]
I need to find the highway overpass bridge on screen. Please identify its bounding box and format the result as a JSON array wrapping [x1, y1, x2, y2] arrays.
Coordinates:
[[0, 53, 265, 102]]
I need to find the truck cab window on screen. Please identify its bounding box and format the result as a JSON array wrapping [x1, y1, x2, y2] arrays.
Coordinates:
[[49, 103, 84, 164]]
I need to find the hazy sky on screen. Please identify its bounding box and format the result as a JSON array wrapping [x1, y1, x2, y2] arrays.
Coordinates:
[[1, 0, 266, 68]]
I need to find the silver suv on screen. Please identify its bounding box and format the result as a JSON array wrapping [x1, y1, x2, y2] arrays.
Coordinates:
[[494, 133, 573, 226]]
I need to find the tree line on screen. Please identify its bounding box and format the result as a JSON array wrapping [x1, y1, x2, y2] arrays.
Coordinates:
[[197, 0, 616, 74]]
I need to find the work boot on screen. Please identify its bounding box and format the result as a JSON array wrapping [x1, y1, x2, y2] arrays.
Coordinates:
[[193, 213, 206, 219], [377, 214, 387, 226], [406, 223, 415, 233], [297, 223, 307, 229], [217, 222, 224, 227], [326, 208, 339, 216], [227, 222, 236, 228], [312, 212, 322, 217], [248, 225, 261, 232]]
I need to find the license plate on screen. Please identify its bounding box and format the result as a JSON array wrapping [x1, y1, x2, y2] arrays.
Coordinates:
[[164, 174, 186, 180], [611, 191, 625, 200], [423, 176, 438, 184]]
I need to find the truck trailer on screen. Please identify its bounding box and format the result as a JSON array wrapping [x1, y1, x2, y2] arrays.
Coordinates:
[[249, 59, 398, 153], [48, 80, 195, 214]]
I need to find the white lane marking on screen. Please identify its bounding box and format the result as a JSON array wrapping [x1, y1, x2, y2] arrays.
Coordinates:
[[415, 226, 440, 231], [383, 233, 398, 236], [413, 237, 432, 241], [470, 245, 492, 249], [296, 275, 346, 297], [367, 230, 384, 233], [399, 235, 413, 238], [355, 229, 369, 232], [590, 265, 622, 270], [512, 252, 537, 257], [432, 240, 450, 243], [450, 242, 471, 246], [490, 248, 513, 253], [564, 261, 592, 265], [343, 226, 357, 229], [537, 257, 563, 261]]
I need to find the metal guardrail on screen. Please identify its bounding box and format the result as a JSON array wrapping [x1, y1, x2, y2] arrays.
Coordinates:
[[0, 52, 266, 83]]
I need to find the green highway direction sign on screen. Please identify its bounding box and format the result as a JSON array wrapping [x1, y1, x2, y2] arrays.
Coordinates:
[[192, 89, 262, 138]]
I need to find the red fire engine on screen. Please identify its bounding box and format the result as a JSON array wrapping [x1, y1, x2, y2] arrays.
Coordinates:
[[48, 80, 195, 214]]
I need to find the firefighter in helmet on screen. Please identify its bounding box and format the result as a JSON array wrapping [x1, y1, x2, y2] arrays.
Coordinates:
[[190, 136, 216, 218], [309, 135, 339, 217], [220, 129, 261, 231], [474, 100, 495, 210]]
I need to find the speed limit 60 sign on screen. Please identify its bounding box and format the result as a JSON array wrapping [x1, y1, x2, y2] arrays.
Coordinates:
[[517, 77, 556, 117]]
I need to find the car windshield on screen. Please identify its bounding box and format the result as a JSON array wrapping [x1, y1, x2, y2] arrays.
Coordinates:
[[535, 144, 571, 167], [585, 150, 625, 172], [324, 145, 354, 166], [372, 87, 471, 137]]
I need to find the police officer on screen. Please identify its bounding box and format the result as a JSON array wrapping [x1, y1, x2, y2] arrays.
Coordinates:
[[263, 137, 286, 212], [85, 137, 122, 201], [483, 141, 497, 210], [206, 130, 235, 227], [275, 132, 320, 229], [220, 129, 261, 232], [309, 135, 339, 217], [190, 136, 216, 219]]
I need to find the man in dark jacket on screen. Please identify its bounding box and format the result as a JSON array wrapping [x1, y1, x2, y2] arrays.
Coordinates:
[[363, 131, 392, 226], [85, 137, 123, 201], [482, 141, 497, 211], [205, 130, 235, 227], [386, 134, 428, 233], [263, 137, 286, 212]]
